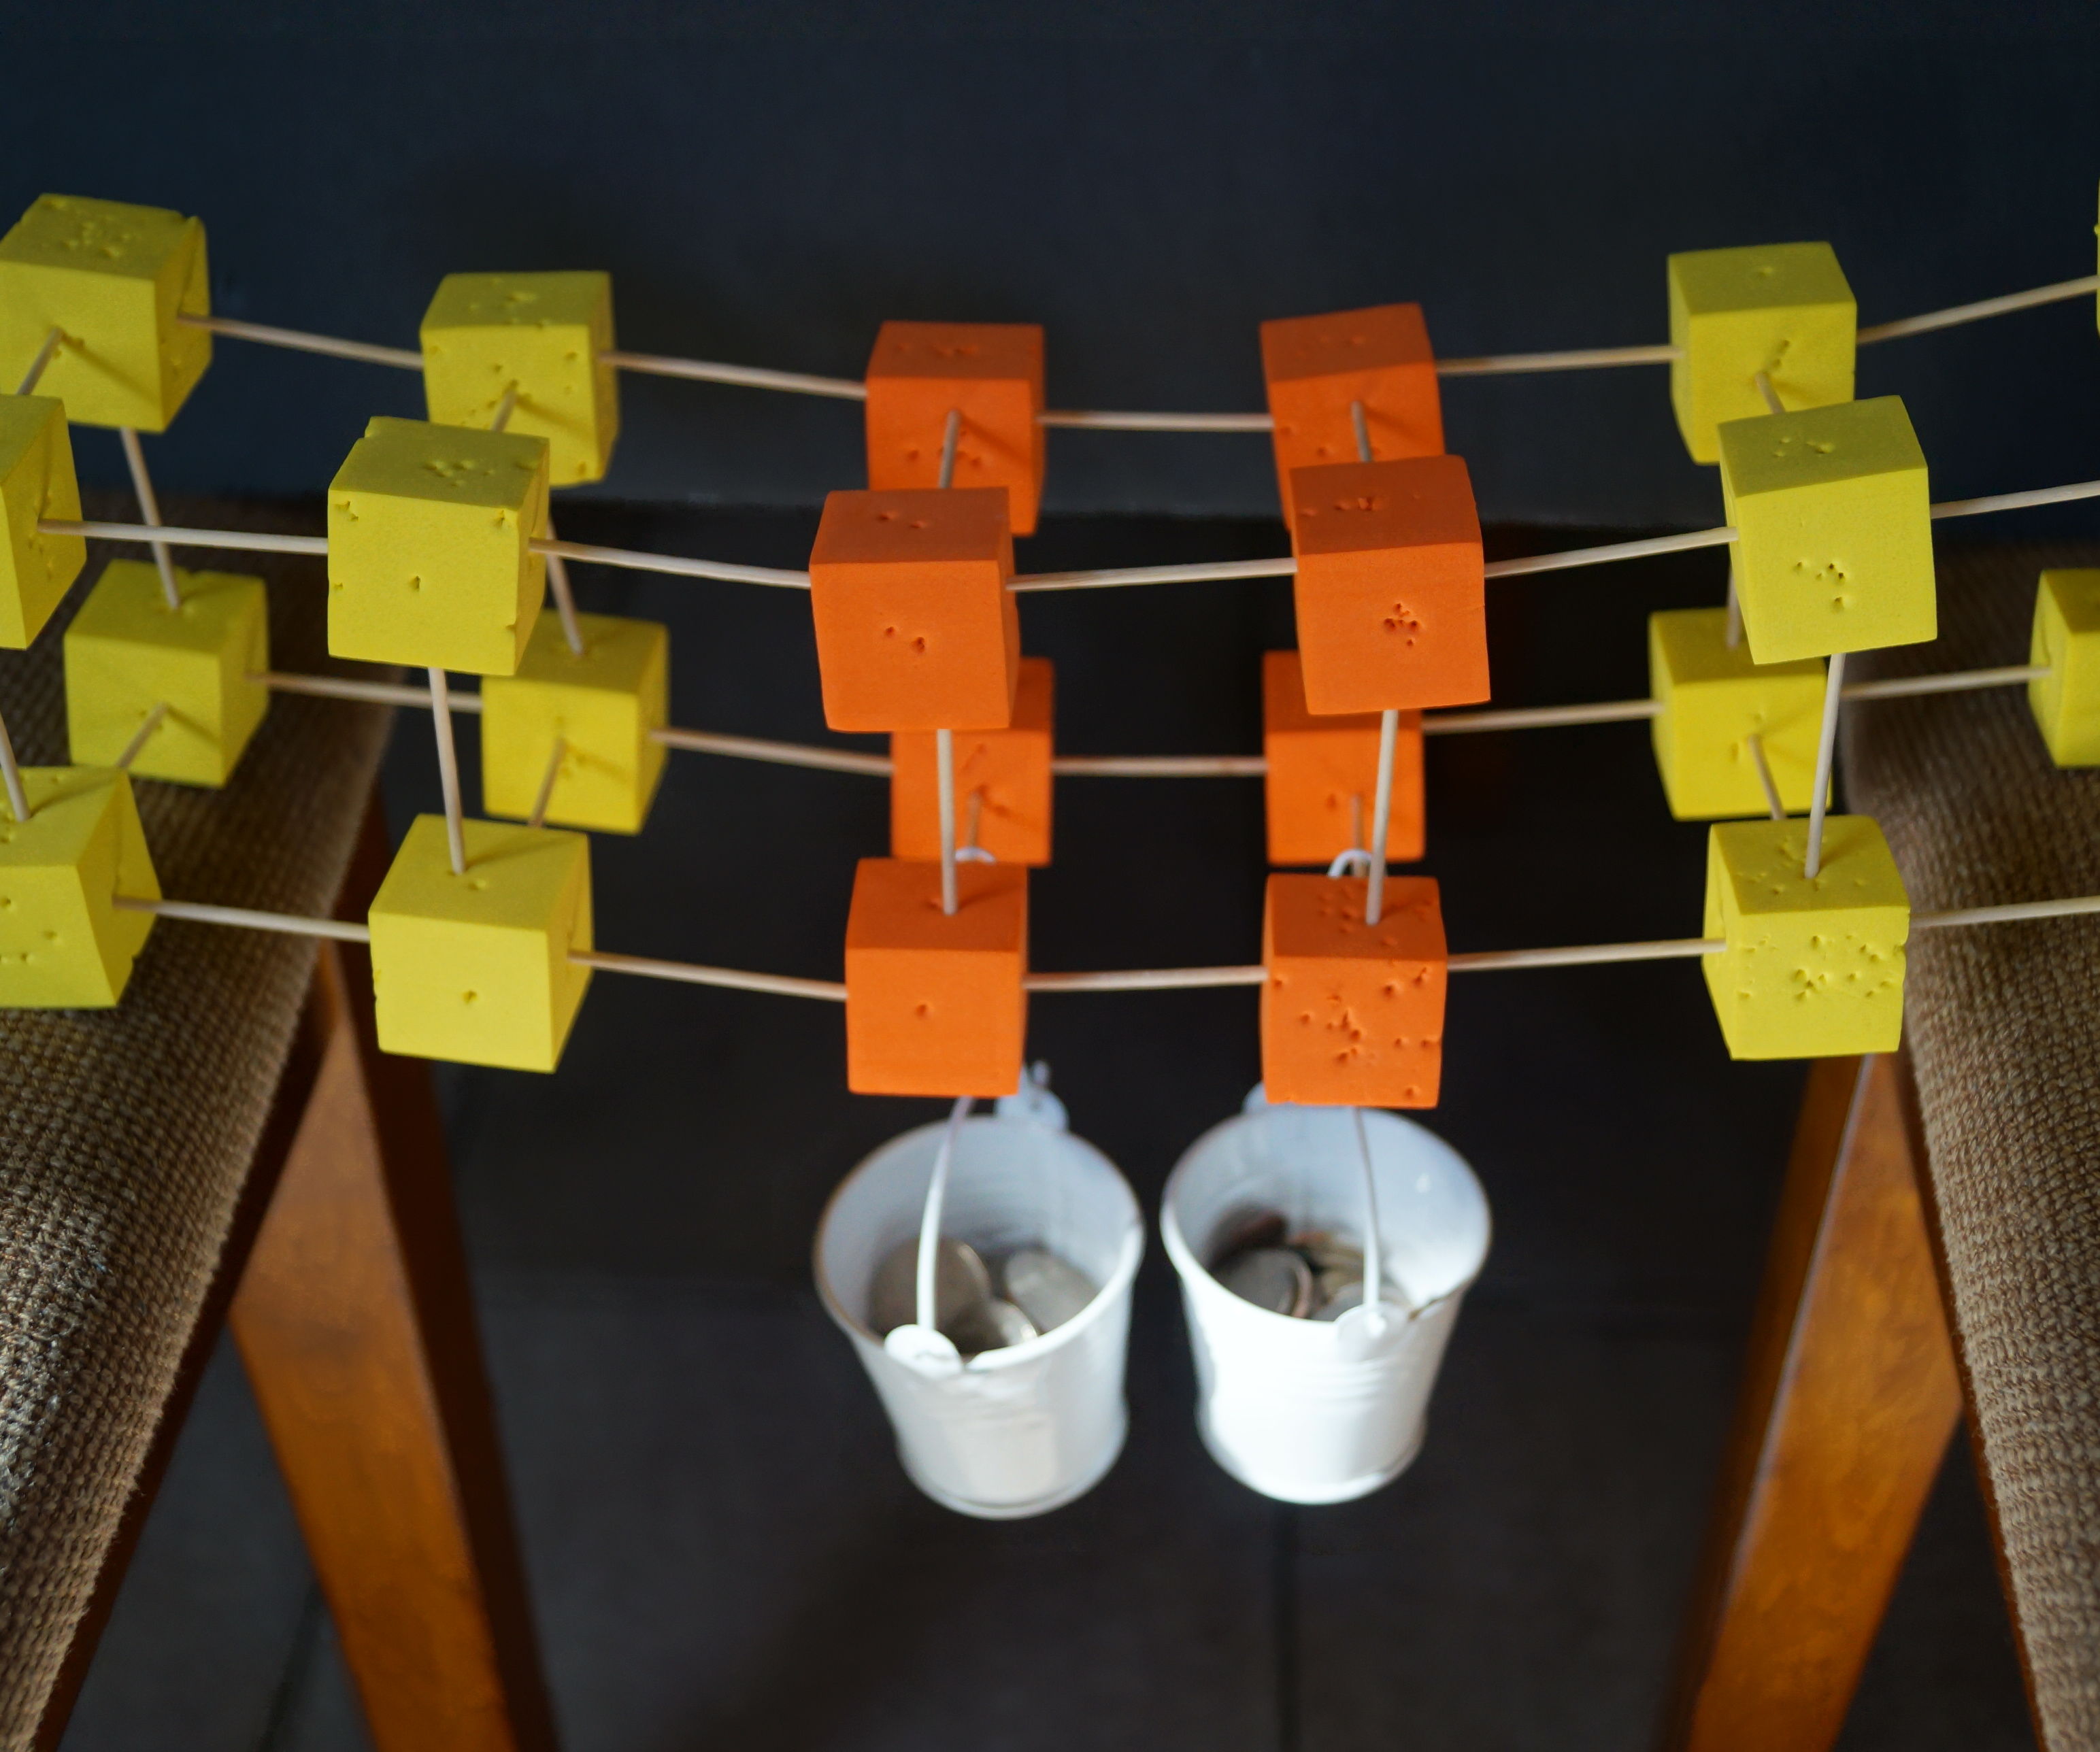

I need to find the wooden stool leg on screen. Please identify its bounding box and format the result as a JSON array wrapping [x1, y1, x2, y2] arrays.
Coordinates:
[[229, 807, 558, 1752], [1659, 1052, 1963, 1752]]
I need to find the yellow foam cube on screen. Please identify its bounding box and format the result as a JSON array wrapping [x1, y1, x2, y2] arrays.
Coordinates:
[[0, 766, 158, 1007], [1669, 243, 1855, 465], [1720, 396, 1935, 666], [2028, 569, 2100, 766], [0, 394, 85, 647], [1648, 607, 1828, 820], [327, 417, 549, 677], [481, 612, 668, 835], [0, 195, 211, 433], [1702, 815, 1908, 1061], [64, 560, 269, 788], [368, 814, 593, 1072], [420, 273, 618, 487]]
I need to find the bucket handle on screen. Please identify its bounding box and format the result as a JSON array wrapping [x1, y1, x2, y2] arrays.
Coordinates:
[[914, 1094, 975, 1330]]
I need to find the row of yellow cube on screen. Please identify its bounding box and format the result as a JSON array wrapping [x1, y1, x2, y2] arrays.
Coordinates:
[[0, 195, 618, 484], [0, 761, 1914, 1075]]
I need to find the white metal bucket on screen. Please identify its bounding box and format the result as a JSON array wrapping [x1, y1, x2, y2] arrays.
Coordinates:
[[1161, 1100, 1491, 1504], [816, 1111, 1144, 1519]]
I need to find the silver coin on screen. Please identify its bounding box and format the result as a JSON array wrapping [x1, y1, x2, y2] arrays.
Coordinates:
[[868, 1236, 993, 1336], [1207, 1205, 1287, 1269], [1216, 1247, 1316, 1317], [1293, 1231, 1365, 1279], [999, 1246, 1098, 1336], [944, 1296, 1039, 1357]]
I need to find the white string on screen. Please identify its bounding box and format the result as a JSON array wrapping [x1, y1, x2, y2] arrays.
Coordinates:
[[916, 1096, 974, 1332], [1351, 1106, 1388, 1333]]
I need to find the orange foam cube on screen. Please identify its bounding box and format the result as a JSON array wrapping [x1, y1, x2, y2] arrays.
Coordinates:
[[1261, 872, 1447, 1110], [865, 321, 1046, 535], [1263, 651, 1424, 866], [1261, 303, 1443, 520], [892, 656, 1053, 866], [1290, 454, 1487, 714], [844, 857, 1028, 1098], [807, 487, 1018, 732]]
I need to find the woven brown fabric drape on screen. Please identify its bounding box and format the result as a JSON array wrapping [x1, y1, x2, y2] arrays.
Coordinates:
[[1845, 541, 2100, 1752], [0, 500, 390, 1746]]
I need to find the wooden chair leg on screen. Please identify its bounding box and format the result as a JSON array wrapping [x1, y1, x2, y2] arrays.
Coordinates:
[[1658, 1052, 1964, 1752], [229, 805, 559, 1752]]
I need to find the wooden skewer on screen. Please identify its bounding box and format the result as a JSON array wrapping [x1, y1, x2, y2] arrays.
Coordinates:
[[1744, 731, 1786, 822], [1804, 653, 1846, 879], [0, 707, 30, 823], [541, 513, 586, 656], [59, 473, 2100, 607], [14, 326, 63, 397], [527, 738, 565, 829], [178, 312, 422, 371], [180, 269, 2100, 424], [488, 382, 521, 433], [935, 728, 959, 915], [1365, 707, 1399, 926], [117, 428, 184, 611], [114, 703, 171, 771], [1752, 371, 1786, 416], [108, 890, 2100, 1006], [429, 668, 467, 877]]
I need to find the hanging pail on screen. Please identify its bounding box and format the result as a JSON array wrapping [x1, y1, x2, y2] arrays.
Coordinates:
[[1161, 1099, 1490, 1504], [816, 1110, 1144, 1519]]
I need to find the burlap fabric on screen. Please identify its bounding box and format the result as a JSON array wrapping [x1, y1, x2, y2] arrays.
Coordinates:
[[0, 499, 390, 1745], [1845, 542, 2100, 1751]]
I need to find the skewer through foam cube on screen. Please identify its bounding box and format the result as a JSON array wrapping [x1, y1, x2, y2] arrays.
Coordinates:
[[327, 417, 550, 677], [865, 322, 1045, 535], [1263, 650, 1424, 865], [0, 393, 85, 647], [891, 656, 1052, 865], [1648, 607, 1827, 820], [1720, 396, 1934, 665], [65, 560, 269, 787], [1668, 243, 1856, 465], [420, 272, 619, 486], [367, 815, 593, 1073], [0, 767, 158, 1008], [2028, 569, 2100, 766], [1290, 454, 1486, 713], [844, 857, 1027, 1097], [1261, 303, 1442, 523], [1261, 873, 1446, 1109], [807, 487, 1018, 732], [1702, 815, 1908, 1061], [0, 195, 212, 433], [481, 612, 668, 835]]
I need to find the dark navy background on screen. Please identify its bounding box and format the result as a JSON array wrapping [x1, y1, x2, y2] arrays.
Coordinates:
[[7, 2, 2100, 527]]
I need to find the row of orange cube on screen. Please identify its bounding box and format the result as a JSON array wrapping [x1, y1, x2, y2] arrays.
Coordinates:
[[839, 306, 1467, 1113]]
